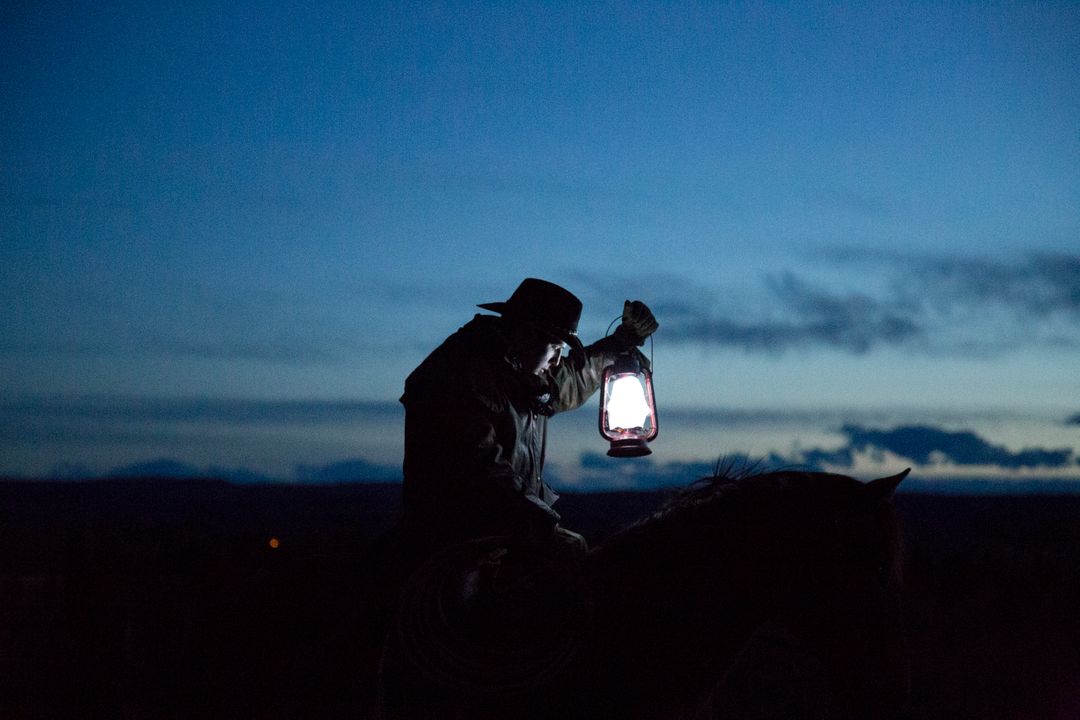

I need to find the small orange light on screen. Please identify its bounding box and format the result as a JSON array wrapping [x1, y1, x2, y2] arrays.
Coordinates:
[[268, 537, 280, 549]]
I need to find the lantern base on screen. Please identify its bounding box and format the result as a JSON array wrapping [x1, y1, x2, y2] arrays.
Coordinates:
[[606, 439, 652, 458]]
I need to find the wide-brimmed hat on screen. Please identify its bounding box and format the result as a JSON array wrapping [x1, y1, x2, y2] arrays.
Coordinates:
[[478, 278, 583, 347]]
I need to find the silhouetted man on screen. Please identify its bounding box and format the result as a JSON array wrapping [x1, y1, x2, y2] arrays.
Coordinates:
[[398, 278, 657, 563]]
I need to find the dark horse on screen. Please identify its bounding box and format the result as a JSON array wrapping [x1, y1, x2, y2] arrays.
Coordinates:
[[375, 468, 910, 719]]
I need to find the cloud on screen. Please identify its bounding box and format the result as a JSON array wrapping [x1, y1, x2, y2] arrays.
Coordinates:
[[904, 253, 1080, 319], [567, 452, 764, 491], [792, 424, 1075, 471], [1067, 413, 1080, 427], [663, 272, 922, 354], [567, 268, 925, 354], [574, 251, 1080, 356], [829, 250, 1080, 353]]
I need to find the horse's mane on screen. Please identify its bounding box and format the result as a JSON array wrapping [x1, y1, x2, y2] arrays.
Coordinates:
[[619, 458, 840, 533], [650, 456, 770, 521], [592, 459, 894, 576]]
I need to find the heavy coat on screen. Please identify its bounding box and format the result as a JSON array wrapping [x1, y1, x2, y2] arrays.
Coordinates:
[[399, 315, 610, 550]]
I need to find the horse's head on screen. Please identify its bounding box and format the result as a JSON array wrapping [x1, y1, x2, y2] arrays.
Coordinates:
[[646, 465, 909, 715], [582, 465, 911, 718], [741, 469, 911, 717]]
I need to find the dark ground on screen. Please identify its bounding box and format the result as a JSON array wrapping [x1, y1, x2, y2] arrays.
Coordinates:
[[2, 479, 1079, 719]]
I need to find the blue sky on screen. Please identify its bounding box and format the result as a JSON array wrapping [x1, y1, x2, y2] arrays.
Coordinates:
[[2, 1, 1079, 485]]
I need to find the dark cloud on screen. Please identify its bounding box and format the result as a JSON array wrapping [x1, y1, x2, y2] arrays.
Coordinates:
[[828, 250, 1080, 349], [1064, 413, 1080, 426], [581, 251, 1080, 356], [569, 267, 926, 354], [659, 271, 923, 354], [570, 452, 762, 491], [905, 253, 1080, 319], [576, 451, 715, 489], [799, 446, 855, 468], [657, 406, 829, 426], [794, 424, 1075, 470]]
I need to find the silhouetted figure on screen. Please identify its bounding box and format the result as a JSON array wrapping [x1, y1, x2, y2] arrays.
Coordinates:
[[397, 278, 657, 566], [359, 279, 656, 705], [376, 468, 910, 720]]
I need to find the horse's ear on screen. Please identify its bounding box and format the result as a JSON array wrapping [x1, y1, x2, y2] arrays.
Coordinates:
[[865, 468, 910, 501]]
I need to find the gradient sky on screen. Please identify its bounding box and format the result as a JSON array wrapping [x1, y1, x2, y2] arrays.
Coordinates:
[[3, 1, 1079, 485]]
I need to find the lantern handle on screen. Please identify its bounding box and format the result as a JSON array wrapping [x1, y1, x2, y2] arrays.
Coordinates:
[[604, 315, 655, 372], [604, 315, 620, 336]]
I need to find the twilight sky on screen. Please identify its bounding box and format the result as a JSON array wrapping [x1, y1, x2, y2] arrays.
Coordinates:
[[3, 1, 1079, 486]]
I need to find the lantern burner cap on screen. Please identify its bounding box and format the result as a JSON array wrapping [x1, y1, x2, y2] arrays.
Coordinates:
[[606, 438, 653, 458]]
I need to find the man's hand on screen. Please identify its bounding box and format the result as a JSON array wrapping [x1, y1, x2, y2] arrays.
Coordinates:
[[551, 525, 588, 560], [613, 300, 658, 347]]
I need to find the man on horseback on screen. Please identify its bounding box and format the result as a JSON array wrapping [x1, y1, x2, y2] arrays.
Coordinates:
[[398, 278, 657, 564]]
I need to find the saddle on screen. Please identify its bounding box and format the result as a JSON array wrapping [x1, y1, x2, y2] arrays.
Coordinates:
[[391, 536, 591, 697]]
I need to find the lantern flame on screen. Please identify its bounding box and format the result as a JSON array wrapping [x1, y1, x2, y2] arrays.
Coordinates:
[[606, 374, 651, 430]]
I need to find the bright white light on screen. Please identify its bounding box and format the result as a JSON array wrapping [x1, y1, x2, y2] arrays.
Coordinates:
[[607, 375, 650, 430]]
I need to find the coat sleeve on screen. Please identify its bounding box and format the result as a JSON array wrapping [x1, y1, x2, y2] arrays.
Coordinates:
[[549, 339, 616, 413]]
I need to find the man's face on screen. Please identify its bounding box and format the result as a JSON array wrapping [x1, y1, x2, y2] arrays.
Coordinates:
[[521, 340, 565, 376], [504, 320, 568, 377]]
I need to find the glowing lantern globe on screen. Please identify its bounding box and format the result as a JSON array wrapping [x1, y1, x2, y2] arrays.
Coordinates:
[[599, 351, 658, 457]]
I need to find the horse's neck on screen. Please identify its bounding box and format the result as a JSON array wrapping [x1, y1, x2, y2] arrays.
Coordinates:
[[593, 527, 777, 636], [583, 519, 780, 712]]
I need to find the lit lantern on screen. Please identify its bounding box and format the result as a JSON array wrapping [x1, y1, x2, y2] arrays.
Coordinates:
[[598, 350, 658, 457]]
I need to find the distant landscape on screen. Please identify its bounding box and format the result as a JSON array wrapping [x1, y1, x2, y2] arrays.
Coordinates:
[[3, 477, 1080, 719], [20, 449, 1080, 495]]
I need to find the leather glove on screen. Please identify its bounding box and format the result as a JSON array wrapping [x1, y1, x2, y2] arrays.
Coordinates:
[[611, 300, 658, 348], [562, 334, 588, 373], [551, 525, 588, 560]]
